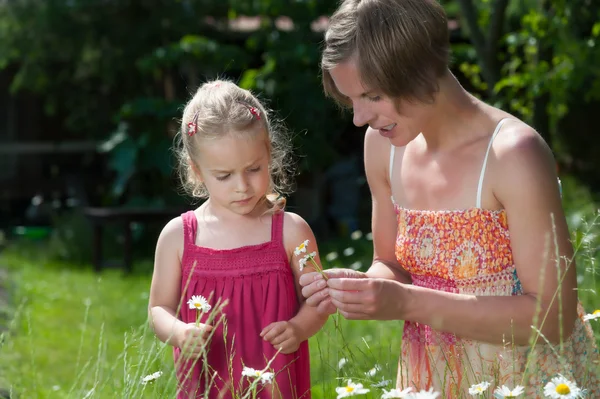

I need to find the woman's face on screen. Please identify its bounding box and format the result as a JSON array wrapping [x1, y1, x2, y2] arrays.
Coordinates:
[[329, 60, 430, 147]]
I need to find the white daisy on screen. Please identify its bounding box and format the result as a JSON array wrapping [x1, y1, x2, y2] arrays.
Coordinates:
[[365, 364, 381, 377], [336, 380, 370, 398], [468, 381, 491, 396], [372, 378, 392, 388], [543, 374, 583, 398], [408, 388, 440, 398], [381, 387, 412, 398], [583, 309, 600, 321], [141, 371, 163, 385], [351, 230, 363, 240], [338, 357, 348, 370], [187, 295, 211, 313], [299, 256, 308, 271], [494, 385, 525, 398], [241, 367, 274, 384], [294, 240, 310, 256]]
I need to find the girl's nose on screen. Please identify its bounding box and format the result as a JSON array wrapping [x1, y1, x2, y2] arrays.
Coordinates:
[[235, 175, 249, 192]]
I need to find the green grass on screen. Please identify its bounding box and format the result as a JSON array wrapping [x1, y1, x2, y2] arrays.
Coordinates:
[[0, 176, 599, 398], [0, 252, 404, 398]]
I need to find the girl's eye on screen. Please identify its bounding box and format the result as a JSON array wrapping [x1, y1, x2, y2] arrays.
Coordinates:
[[248, 166, 261, 173], [216, 174, 230, 181]]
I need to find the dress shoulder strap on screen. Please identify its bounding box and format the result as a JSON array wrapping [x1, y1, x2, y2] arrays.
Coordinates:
[[181, 210, 198, 247], [389, 144, 396, 205], [476, 118, 510, 208], [271, 211, 284, 247]]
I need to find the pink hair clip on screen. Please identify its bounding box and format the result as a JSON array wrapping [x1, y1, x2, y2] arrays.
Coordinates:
[[187, 122, 197, 137], [248, 107, 261, 120]]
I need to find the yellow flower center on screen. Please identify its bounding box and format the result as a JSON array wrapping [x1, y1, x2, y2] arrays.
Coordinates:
[[194, 302, 201, 308], [593, 309, 600, 315], [345, 386, 355, 392], [555, 384, 571, 394]]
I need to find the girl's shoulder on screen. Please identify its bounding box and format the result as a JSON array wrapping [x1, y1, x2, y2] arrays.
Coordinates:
[[281, 211, 319, 256], [155, 216, 186, 260]]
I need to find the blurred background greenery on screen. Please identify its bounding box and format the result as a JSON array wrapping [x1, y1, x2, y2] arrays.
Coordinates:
[[0, 0, 599, 268]]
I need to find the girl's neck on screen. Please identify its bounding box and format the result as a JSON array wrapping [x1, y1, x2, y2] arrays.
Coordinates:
[[202, 196, 271, 223]]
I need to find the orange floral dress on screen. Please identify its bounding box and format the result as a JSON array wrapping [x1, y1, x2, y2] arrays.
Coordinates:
[[394, 206, 600, 398], [389, 119, 599, 398]]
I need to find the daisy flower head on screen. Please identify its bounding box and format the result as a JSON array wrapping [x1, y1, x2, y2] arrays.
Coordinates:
[[294, 240, 310, 256], [408, 388, 440, 398], [583, 309, 600, 321], [543, 374, 583, 398], [141, 371, 163, 385], [493, 385, 525, 398], [381, 387, 412, 398], [241, 367, 274, 384], [336, 379, 370, 398], [365, 364, 381, 377], [372, 378, 392, 388], [469, 381, 491, 396], [298, 252, 317, 271], [187, 295, 211, 313]]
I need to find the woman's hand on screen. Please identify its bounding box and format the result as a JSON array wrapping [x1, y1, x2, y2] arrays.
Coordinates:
[[299, 269, 367, 315], [327, 277, 407, 320]]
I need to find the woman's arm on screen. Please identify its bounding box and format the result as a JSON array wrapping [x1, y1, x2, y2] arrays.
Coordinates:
[[329, 124, 578, 345], [364, 127, 412, 284]]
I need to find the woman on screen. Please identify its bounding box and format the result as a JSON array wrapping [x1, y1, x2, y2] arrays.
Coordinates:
[[300, 0, 599, 397]]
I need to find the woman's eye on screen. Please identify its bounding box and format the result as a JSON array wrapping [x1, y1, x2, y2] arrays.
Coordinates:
[[369, 96, 382, 102]]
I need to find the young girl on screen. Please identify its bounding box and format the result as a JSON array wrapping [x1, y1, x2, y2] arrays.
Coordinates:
[[148, 80, 327, 398]]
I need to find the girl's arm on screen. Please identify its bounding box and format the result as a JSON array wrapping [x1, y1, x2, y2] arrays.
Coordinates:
[[149, 217, 212, 351], [284, 213, 329, 336], [329, 124, 578, 345], [260, 213, 329, 353]]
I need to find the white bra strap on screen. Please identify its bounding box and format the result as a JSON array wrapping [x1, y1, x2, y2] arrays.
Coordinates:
[[389, 145, 396, 204], [476, 118, 509, 208]]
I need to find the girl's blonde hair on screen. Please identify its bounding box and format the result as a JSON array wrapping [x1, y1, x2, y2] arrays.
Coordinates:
[[322, 0, 450, 106], [175, 79, 294, 209]]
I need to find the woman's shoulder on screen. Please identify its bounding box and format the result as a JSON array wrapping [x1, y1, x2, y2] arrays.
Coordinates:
[[491, 118, 555, 170], [489, 117, 560, 203]]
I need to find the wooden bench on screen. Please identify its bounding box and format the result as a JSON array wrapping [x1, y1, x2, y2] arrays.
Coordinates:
[[83, 207, 185, 274]]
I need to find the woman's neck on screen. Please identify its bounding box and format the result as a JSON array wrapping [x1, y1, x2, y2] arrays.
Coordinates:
[[418, 73, 489, 152]]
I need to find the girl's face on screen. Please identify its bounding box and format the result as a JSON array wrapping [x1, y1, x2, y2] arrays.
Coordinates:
[[195, 131, 271, 216], [329, 60, 430, 147]]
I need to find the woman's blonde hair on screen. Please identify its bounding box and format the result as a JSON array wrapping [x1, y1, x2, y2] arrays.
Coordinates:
[[175, 79, 294, 209], [322, 0, 450, 106]]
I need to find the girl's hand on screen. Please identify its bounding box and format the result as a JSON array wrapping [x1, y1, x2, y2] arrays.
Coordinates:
[[260, 321, 303, 354], [299, 269, 366, 315], [177, 322, 213, 358]]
